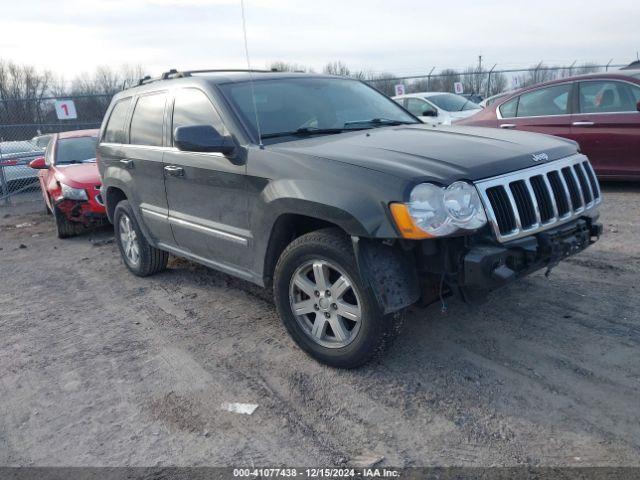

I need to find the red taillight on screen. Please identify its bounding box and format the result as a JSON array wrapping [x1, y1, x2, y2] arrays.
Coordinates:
[[0, 159, 17, 166]]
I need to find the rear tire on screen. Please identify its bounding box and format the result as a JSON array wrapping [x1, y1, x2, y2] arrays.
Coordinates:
[[274, 228, 404, 368], [114, 200, 168, 277]]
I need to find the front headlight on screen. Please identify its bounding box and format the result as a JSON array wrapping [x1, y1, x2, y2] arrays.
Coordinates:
[[60, 183, 88, 201], [390, 181, 487, 238]]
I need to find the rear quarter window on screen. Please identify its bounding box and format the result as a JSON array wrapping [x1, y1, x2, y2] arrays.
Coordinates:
[[499, 97, 518, 118], [103, 98, 132, 144]]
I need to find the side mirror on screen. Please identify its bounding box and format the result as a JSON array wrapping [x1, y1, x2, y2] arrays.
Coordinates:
[[174, 125, 235, 155], [422, 110, 438, 117], [29, 157, 47, 169]]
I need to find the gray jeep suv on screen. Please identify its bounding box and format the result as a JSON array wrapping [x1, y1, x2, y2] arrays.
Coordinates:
[[98, 69, 602, 368]]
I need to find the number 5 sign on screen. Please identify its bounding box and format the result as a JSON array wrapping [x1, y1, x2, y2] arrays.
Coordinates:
[[54, 100, 77, 120]]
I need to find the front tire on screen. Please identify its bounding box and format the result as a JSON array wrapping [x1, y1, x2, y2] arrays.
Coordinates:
[[114, 200, 168, 277], [53, 205, 80, 238], [274, 228, 404, 368], [44, 195, 52, 215]]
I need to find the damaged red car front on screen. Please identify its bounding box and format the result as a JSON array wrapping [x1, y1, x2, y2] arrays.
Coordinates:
[[29, 129, 106, 238]]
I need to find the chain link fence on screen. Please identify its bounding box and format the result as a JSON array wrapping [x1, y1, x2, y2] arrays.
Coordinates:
[[0, 62, 632, 204], [365, 63, 627, 97], [0, 94, 112, 204]]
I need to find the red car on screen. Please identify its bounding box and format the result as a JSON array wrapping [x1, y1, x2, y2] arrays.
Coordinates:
[[457, 70, 640, 180], [29, 129, 106, 238]]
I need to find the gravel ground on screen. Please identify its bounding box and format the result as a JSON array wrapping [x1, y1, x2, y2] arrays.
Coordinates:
[[0, 184, 638, 468]]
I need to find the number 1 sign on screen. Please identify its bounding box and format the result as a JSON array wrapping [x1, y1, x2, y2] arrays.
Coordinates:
[[54, 100, 78, 120]]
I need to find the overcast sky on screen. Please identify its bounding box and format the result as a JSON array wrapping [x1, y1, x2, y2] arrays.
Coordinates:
[[2, 0, 639, 80]]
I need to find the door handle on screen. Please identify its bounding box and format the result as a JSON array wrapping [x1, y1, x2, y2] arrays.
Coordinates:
[[164, 165, 185, 177], [572, 121, 595, 127], [119, 159, 134, 169], [500, 123, 516, 129]]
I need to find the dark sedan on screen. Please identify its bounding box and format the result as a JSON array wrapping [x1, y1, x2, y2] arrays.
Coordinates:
[[456, 70, 640, 180]]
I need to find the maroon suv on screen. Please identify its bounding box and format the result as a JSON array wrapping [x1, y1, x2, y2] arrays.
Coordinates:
[[457, 70, 640, 180]]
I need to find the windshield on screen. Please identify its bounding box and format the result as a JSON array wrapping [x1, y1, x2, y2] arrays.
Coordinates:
[[56, 136, 97, 165], [219, 77, 418, 142], [425, 93, 481, 112]]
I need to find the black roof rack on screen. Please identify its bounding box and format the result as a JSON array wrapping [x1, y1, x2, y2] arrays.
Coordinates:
[[186, 68, 276, 74], [136, 68, 280, 86]]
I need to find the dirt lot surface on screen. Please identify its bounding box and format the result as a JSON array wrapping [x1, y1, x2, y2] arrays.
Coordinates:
[[0, 185, 639, 468]]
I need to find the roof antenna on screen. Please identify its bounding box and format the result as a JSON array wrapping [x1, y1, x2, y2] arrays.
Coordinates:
[[240, 0, 264, 149]]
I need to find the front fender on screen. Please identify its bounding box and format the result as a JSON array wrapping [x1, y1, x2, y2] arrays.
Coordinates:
[[259, 178, 399, 238], [250, 177, 402, 280]]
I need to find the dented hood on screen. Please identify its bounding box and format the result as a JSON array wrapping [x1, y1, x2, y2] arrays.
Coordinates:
[[271, 124, 579, 184], [55, 162, 101, 188]]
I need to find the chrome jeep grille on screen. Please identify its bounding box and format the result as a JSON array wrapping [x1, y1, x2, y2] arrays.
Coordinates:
[[475, 154, 601, 243]]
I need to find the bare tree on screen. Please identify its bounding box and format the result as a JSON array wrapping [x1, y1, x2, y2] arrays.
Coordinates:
[[407, 78, 430, 93], [515, 63, 555, 88], [486, 71, 508, 96], [364, 72, 400, 96], [574, 62, 602, 75], [462, 66, 486, 94], [70, 65, 144, 96], [0, 60, 54, 139], [0, 60, 51, 100], [431, 69, 460, 92], [323, 61, 351, 77]]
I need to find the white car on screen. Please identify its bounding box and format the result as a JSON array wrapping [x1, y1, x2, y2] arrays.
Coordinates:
[[393, 92, 482, 125], [0, 141, 43, 188]]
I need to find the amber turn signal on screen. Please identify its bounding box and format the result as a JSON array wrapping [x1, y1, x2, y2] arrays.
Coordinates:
[[389, 203, 433, 239]]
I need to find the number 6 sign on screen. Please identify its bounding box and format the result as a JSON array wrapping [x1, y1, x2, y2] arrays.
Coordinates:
[[54, 100, 77, 120]]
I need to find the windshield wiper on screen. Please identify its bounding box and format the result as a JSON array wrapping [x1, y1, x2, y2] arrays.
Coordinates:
[[261, 127, 347, 139], [343, 118, 416, 128]]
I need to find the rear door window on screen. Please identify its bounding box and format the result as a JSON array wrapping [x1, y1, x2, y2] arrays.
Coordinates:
[[130, 92, 167, 147], [516, 84, 572, 117], [103, 98, 131, 144], [578, 80, 640, 113]]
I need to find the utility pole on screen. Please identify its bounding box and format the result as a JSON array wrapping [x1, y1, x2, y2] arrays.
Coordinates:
[[478, 55, 483, 71]]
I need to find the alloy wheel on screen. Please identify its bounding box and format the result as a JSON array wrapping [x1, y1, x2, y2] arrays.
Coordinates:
[[289, 259, 362, 348], [118, 214, 140, 267]]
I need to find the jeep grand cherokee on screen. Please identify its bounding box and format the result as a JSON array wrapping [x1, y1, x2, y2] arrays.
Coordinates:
[[98, 70, 602, 368]]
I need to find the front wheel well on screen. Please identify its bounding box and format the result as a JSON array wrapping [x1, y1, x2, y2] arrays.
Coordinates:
[[263, 214, 347, 287], [105, 187, 127, 223]]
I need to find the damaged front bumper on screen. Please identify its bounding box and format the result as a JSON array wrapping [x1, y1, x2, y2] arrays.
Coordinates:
[[355, 215, 602, 314], [55, 198, 107, 225], [457, 217, 602, 303]]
